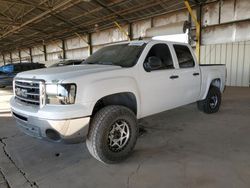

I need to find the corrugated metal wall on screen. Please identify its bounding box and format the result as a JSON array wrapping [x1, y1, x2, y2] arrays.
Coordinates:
[[200, 41, 250, 87]]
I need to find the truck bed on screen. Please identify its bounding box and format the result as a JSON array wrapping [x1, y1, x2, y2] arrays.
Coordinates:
[[199, 64, 226, 100]]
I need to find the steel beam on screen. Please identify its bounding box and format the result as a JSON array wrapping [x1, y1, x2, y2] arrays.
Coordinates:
[[0, 0, 82, 40], [87, 33, 92, 56], [43, 44, 47, 61], [114, 21, 130, 41], [2, 54, 6, 65], [9, 52, 13, 64], [18, 50, 21, 63], [184, 0, 201, 63], [62, 40, 66, 59], [29, 47, 33, 63]]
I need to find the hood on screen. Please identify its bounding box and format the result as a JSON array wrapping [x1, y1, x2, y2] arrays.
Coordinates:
[[16, 64, 122, 82]]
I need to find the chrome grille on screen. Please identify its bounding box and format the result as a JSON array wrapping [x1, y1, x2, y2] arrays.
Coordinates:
[[14, 79, 45, 107]]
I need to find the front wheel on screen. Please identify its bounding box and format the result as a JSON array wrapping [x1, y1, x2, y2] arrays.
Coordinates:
[[197, 86, 221, 114], [86, 105, 138, 164]]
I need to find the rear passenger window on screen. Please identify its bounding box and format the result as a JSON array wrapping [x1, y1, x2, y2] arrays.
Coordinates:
[[174, 45, 195, 68], [144, 43, 174, 71]]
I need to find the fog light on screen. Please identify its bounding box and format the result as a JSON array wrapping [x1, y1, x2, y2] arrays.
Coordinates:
[[45, 129, 61, 141]]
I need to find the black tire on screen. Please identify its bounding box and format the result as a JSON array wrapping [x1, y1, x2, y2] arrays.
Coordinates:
[[86, 105, 138, 164], [197, 86, 221, 114]]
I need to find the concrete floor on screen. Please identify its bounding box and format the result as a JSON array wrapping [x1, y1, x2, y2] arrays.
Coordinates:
[[0, 87, 250, 188]]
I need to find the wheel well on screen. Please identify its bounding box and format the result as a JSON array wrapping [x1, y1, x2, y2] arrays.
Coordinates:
[[92, 92, 137, 116], [210, 79, 221, 89]]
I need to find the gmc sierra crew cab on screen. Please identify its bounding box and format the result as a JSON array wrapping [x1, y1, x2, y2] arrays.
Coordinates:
[[10, 40, 226, 164]]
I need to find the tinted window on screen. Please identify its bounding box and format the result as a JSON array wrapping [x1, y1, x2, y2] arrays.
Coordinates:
[[14, 65, 21, 72], [144, 43, 174, 71], [84, 43, 145, 67], [174, 45, 195, 68], [23, 64, 31, 71]]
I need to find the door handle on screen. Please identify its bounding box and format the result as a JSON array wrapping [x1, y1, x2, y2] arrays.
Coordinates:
[[170, 75, 179, 79], [193, 72, 200, 76]]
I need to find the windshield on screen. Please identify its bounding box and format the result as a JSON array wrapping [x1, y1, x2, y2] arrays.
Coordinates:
[[84, 43, 145, 67]]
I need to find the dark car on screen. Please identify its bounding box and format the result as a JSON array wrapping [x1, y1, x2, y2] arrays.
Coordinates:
[[0, 62, 46, 88], [49, 59, 84, 67], [0, 72, 14, 88]]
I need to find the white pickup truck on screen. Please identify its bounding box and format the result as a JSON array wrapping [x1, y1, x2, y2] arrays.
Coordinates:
[[10, 40, 226, 163]]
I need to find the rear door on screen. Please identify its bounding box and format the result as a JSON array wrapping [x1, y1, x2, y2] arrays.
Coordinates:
[[172, 44, 201, 105]]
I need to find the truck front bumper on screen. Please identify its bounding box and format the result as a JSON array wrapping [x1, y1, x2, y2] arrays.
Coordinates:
[[10, 97, 90, 144]]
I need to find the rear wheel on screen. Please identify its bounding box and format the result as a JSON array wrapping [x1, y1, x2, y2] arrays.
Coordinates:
[[86, 105, 138, 164], [197, 86, 221, 114]]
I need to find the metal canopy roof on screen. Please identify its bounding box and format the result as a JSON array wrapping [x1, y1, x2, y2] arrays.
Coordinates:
[[0, 0, 197, 52]]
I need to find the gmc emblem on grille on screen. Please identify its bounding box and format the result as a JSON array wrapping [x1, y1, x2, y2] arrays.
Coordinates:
[[15, 88, 28, 98]]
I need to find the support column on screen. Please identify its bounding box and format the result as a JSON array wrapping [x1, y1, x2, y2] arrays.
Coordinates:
[[184, 0, 201, 63], [88, 33, 92, 56], [43, 44, 47, 61], [62, 40, 66, 59], [197, 4, 202, 49], [10, 52, 13, 64], [128, 23, 133, 41], [2, 54, 6, 65], [29, 48, 33, 62], [18, 50, 22, 63]]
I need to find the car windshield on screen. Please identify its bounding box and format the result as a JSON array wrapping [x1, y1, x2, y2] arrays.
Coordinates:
[[84, 43, 146, 67]]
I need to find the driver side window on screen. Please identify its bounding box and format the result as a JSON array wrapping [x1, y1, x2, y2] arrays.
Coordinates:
[[144, 43, 174, 72]]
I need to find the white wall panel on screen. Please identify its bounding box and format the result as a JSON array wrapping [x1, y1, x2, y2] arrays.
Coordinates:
[[202, 2, 219, 26], [20, 49, 30, 59], [47, 52, 63, 61], [200, 41, 250, 87], [0, 55, 3, 66], [65, 36, 88, 50], [66, 48, 88, 59], [46, 41, 62, 53], [153, 10, 188, 27], [132, 19, 151, 39], [32, 55, 44, 63], [221, 0, 235, 23], [32, 45, 44, 56], [12, 51, 19, 62], [92, 26, 128, 46], [235, 0, 250, 20], [4, 54, 11, 63]]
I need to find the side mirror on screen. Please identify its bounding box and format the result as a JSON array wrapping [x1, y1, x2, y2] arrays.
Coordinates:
[[144, 56, 163, 72]]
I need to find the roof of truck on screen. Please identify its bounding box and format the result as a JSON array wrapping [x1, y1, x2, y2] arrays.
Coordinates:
[[107, 39, 189, 47]]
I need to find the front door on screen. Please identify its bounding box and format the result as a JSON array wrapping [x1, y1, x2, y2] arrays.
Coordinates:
[[139, 42, 180, 117]]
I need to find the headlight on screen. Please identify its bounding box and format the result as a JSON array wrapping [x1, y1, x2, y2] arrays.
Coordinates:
[[46, 83, 76, 105]]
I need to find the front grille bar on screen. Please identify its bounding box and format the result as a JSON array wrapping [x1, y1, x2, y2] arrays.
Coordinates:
[[39, 82, 46, 108], [14, 83, 39, 89], [14, 78, 46, 108], [15, 95, 40, 104]]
